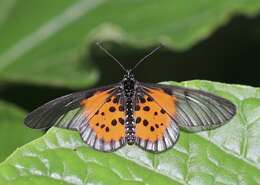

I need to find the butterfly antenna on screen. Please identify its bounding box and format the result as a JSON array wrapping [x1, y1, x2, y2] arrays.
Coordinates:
[[96, 42, 127, 73], [130, 44, 163, 72]]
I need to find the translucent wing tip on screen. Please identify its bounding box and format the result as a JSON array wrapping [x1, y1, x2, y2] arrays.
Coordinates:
[[225, 101, 237, 123]]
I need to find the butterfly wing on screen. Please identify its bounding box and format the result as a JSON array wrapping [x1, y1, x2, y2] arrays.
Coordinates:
[[142, 83, 236, 130], [134, 92, 179, 152], [80, 93, 126, 151], [25, 84, 126, 152], [134, 82, 236, 153]]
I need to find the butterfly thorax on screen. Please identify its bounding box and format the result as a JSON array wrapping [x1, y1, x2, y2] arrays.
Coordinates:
[[122, 72, 136, 145]]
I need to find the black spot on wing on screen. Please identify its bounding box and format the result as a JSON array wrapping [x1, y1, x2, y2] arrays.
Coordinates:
[[143, 106, 150, 111], [136, 117, 141, 124], [147, 96, 154, 102], [118, 118, 124, 125], [135, 105, 140, 111], [143, 119, 149, 126], [160, 109, 166, 114], [119, 105, 124, 111], [150, 126, 155, 132], [111, 119, 117, 126], [140, 97, 146, 103], [109, 106, 116, 112]]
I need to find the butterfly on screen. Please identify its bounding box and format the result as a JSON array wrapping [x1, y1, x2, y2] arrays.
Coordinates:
[[25, 43, 236, 153]]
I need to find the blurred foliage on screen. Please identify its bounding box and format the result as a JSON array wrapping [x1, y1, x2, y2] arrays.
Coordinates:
[[0, 81, 260, 185], [0, 0, 260, 184], [0, 0, 260, 87], [0, 101, 41, 162]]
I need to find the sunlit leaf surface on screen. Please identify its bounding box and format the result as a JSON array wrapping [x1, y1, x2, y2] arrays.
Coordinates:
[[0, 101, 41, 162]]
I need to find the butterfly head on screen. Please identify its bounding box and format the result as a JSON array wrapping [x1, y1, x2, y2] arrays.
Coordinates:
[[123, 70, 135, 81], [122, 70, 136, 96]]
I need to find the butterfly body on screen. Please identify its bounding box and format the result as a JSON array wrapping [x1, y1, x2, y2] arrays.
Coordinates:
[[24, 44, 236, 153], [122, 71, 136, 145]]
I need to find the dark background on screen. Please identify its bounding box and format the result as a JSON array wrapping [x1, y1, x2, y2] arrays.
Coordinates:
[[1, 14, 260, 112]]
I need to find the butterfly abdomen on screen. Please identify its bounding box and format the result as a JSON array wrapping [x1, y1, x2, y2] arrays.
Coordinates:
[[125, 98, 135, 145], [122, 73, 136, 145]]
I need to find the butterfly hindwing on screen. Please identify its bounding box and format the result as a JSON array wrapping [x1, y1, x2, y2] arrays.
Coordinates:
[[134, 93, 179, 152], [80, 94, 126, 151], [141, 83, 236, 131]]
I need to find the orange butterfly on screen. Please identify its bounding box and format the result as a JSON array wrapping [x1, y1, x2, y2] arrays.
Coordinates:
[[25, 43, 236, 153]]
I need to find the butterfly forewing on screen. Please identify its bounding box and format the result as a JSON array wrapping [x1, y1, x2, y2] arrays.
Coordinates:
[[141, 83, 236, 132], [54, 88, 116, 130], [25, 85, 117, 129]]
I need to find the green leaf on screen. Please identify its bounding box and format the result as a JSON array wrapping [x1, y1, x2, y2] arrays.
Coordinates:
[[0, 0, 260, 87], [0, 100, 41, 162], [0, 80, 259, 185]]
